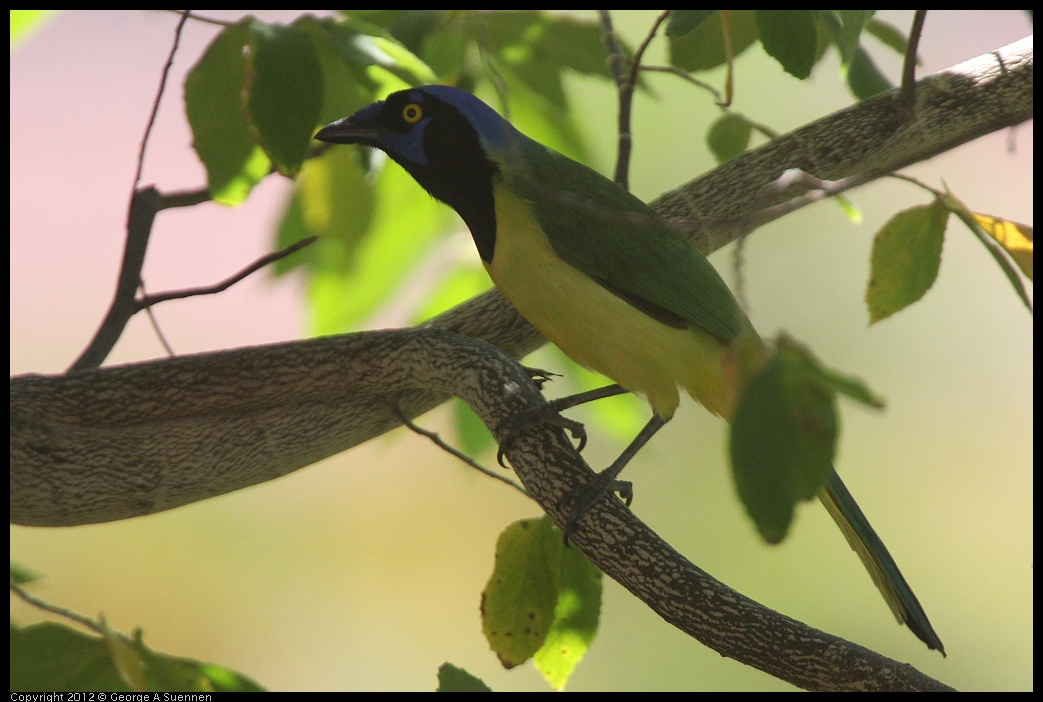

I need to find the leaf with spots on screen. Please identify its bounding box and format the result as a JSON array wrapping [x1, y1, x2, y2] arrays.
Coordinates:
[[481, 517, 562, 668]]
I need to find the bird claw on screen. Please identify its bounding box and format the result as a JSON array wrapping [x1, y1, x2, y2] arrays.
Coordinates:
[[520, 365, 561, 390], [495, 406, 587, 468], [562, 472, 634, 542]]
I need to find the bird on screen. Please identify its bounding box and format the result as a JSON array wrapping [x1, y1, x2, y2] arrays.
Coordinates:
[[314, 84, 944, 653]]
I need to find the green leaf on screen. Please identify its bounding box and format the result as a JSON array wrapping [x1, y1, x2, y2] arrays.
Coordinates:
[[277, 137, 374, 276], [454, 397, 496, 457], [498, 12, 615, 78], [832, 10, 876, 66], [417, 21, 470, 79], [10, 622, 264, 692], [866, 200, 948, 324], [706, 113, 752, 164], [533, 545, 602, 691], [298, 13, 435, 111], [669, 10, 759, 72], [294, 16, 383, 125], [184, 20, 271, 206], [540, 16, 622, 78], [10, 562, 42, 585], [816, 365, 886, 410], [835, 194, 863, 224], [244, 21, 323, 176], [865, 17, 912, 56], [345, 10, 443, 56], [962, 218, 1033, 312], [304, 158, 451, 335], [436, 662, 493, 692], [362, 32, 439, 86], [482, 12, 614, 108], [481, 518, 563, 668], [665, 10, 717, 39], [415, 263, 494, 323], [487, 77, 591, 163], [754, 10, 818, 79], [730, 340, 838, 542], [846, 45, 893, 99]]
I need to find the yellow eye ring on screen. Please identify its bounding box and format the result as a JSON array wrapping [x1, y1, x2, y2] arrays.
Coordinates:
[[402, 103, 423, 124]]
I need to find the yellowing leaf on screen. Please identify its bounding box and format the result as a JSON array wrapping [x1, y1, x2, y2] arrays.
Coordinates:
[[939, 188, 1033, 312], [972, 212, 1033, 280], [104, 629, 149, 692]]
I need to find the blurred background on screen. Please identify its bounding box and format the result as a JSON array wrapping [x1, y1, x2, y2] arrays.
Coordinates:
[[11, 10, 1032, 691]]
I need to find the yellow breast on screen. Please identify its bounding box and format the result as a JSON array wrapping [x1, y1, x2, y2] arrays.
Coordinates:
[[485, 187, 731, 419]]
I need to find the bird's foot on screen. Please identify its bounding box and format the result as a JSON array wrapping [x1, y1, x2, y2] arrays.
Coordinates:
[[520, 365, 561, 390], [562, 470, 633, 540], [495, 403, 587, 469]]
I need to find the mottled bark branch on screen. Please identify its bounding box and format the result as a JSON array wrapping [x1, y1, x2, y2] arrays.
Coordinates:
[[655, 36, 1033, 253]]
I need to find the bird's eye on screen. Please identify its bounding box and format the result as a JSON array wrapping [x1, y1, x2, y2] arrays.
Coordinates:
[[402, 103, 423, 124]]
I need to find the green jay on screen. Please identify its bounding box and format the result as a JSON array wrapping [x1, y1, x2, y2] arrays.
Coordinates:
[[315, 85, 944, 653]]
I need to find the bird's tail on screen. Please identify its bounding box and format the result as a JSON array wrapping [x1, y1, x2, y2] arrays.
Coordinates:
[[818, 468, 945, 654]]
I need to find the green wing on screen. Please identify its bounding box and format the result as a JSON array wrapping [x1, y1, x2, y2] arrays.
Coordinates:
[[502, 136, 743, 343]]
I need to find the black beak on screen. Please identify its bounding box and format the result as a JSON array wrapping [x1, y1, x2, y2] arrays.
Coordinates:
[[314, 115, 381, 146]]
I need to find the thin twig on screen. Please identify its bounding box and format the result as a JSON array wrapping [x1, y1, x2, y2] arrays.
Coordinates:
[[166, 9, 234, 28], [11, 579, 109, 638], [639, 64, 724, 104], [628, 11, 671, 88], [140, 280, 177, 356], [134, 11, 190, 189], [597, 11, 629, 188], [136, 236, 318, 310], [747, 169, 873, 230], [597, 10, 626, 88], [734, 168, 876, 306], [901, 11, 928, 107], [70, 14, 191, 371], [392, 405, 530, 497], [599, 10, 671, 189], [718, 10, 735, 107], [157, 186, 213, 211]]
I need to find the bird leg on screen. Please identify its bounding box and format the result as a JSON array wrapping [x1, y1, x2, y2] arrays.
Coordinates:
[[496, 384, 629, 467], [563, 414, 666, 535], [495, 383, 664, 536]]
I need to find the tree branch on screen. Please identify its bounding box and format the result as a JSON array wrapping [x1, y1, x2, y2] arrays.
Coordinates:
[[652, 35, 1033, 253], [9, 326, 953, 691]]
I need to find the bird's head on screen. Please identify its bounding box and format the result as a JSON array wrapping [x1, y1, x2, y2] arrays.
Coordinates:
[[312, 86, 517, 252], [316, 86, 518, 260], [316, 85, 512, 194]]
